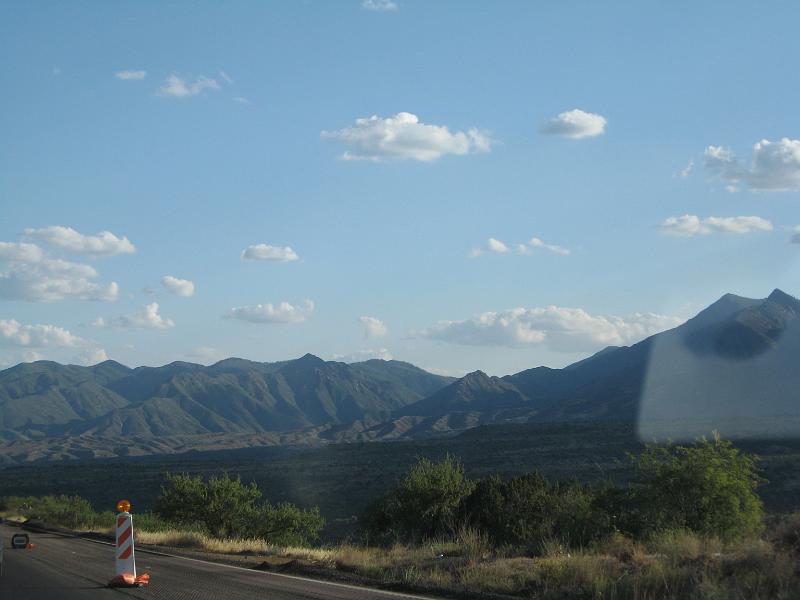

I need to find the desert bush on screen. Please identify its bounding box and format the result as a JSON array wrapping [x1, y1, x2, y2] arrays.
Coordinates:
[[362, 454, 475, 543], [770, 512, 800, 553], [255, 502, 325, 546], [612, 433, 764, 541], [461, 472, 612, 552], [154, 472, 324, 543], [1, 494, 104, 530]]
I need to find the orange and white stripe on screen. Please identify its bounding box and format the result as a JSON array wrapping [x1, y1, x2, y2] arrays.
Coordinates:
[[115, 512, 137, 578]]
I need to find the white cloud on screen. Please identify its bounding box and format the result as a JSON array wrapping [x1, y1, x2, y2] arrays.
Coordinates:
[[186, 346, 221, 363], [359, 316, 387, 338], [704, 138, 800, 192], [157, 74, 220, 98], [0, 319, 82, 348], [790, 226, 800, 244], [232, 96, 250, 104], [660, 215, 773, 237], [332, 348, 394, 362], [24, 226, 135, 256], [469, 237, 510, 257], [0, 318, 107, 366], [115, 70, 147, 80], [161, 275, 195, 297], [675, 160, 694, 178], [218, 70, 233, 84], [241, 244, 299, 262], [0, 244, 119, 302], [471, 236, 569, 257], [540, 109, 607, 139], [362, 0, 398, 10], [225, 300, 314, 324], [0, 242, 45, 263], [421, 306, 683, 352], [525, 236, 570, 256], [94, 302, 175, 330], [321, 112, 491, 162], [76, 347, 109, 365]]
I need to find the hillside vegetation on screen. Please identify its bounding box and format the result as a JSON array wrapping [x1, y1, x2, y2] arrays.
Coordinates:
[[3, 289, 800, 462], [4, 436, 799, 600]]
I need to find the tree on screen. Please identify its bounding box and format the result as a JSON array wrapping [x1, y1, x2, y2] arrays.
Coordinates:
[[619, 433, 764, 541], [155, 473, 324, 542], [255, 502, 325, 546], [362, 455, 475, 543], [462, 472, 610, 551]]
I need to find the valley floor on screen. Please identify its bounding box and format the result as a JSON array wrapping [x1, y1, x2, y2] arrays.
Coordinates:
[[1, 421, 800, 541]]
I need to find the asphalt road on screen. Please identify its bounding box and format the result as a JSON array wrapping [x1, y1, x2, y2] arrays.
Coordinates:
[[0, 524, 432, 600]]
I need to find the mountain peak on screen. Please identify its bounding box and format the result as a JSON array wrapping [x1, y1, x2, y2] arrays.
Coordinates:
[[295, 353, 326, 365], [767, 288, 800, 312], [93, 359, 129, 369], [463, 370, 489, 380]]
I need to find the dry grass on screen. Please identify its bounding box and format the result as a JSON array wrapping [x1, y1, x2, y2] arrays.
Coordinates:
[[87, 523, 800, 600]]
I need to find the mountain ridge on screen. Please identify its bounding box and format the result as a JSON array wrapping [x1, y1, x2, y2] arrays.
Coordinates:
[[2, 289, 799, 461]]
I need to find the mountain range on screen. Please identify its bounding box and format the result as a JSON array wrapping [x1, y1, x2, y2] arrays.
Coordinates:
[[1, 289, 799, 461]]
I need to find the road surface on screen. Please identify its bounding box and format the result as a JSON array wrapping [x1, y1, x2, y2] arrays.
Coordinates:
[[0, 524, 431, 600]]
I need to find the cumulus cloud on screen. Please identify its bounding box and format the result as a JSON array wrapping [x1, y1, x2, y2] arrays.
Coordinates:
[[0, 244, 119, 302], [225, 300, 314, 324], [675, 160, 694, 178], [524, 236, 570, 256], [471, 236, 569, 257], [0, 242, 45, 263], [24, 226, 135, 256], [161, 275, 195, 297], [76, 347, 109, 365], [241, 244, 299, 262], [158, 74, 220, 98], [469, 238, 510, 258], [0, 318, 107, 366], [186, 346, 222, 363], [332, 348, 394, 362], [321, 112, 491, 162], [0, 319, 82, 348], [660, 215, 773, 237], [359, 316, 387, 338], [540, 109, 607, 139], [362, 0, 397, 10], [421, 306, 683, 352], [94, 302, 175, 330], [115, 70, 147, 80], [704, 138, 800, 192]]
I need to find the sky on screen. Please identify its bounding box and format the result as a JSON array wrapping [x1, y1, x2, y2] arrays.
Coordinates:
[[1, 1, 799, 376]]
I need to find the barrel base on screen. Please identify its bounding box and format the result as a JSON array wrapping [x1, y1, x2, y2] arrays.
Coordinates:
[[108, 573, 150, 587]]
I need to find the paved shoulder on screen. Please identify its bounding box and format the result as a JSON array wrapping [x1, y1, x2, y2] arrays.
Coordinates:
[[0, 525, 433, 600]]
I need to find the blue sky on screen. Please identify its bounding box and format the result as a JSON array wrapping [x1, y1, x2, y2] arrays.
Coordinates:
[[1, 1, 799, 375]]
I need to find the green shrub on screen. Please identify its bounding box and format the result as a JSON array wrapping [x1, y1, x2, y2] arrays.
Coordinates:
[[616, 433, 764, 541], [255, 502, 325, 546], [154, 472, 323, 542], [461, 473, 612, 552], [362, 454, 475, 543]]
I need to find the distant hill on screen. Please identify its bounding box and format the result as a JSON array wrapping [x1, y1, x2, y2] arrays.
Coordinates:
[[394, 289, 800, 437], [1, 289, 799, 462], [0, 354, 453, 440]]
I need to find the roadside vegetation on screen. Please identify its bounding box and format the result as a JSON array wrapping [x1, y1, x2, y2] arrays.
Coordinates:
[[2, 433, 799, 599]]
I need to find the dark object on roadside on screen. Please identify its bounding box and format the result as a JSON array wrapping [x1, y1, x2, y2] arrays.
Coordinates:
[[11, 533, 29, 549]]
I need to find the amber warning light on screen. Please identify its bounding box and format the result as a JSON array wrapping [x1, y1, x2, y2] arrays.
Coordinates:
[[116, 499, 131, 513]]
